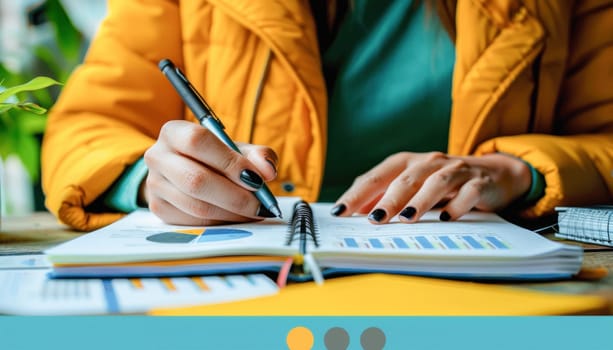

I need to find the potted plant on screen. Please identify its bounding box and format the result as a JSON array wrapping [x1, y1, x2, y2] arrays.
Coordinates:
[[0, 0, 93, 226], [0, 76, 61, 222]]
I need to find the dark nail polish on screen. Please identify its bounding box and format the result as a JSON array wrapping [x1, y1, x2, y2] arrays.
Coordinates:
[[239, 169, 263, 189], [368, 208, 387, 223], [330, 204, 347, 216], [440, 211, 451, 222], [256, 205, 276, 218], [399, 206, 417, 220]]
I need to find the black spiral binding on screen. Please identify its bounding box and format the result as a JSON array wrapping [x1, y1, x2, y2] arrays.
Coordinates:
[[285, 200, 320, 253]]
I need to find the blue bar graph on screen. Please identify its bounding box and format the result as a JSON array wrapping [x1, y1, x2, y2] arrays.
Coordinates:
[[486, 236, 508, 249], [439, 236, 459, 249], [368, 238, 384, 249], [339, 235, 508, 251], [393, 238, 409, 249], [245, 275, 257, 285], [462, 235, 484, 249], [344, 238, 359, 248], [221, 277, 234, 288], [415, 236, 434, 249]]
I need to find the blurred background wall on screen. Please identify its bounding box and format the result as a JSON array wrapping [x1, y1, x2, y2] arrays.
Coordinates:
[[1, 0, 106, 71], [0, 0, 106, 215]]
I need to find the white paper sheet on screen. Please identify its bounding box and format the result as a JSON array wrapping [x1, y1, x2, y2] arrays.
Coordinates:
[[0, 256, 278, 315]]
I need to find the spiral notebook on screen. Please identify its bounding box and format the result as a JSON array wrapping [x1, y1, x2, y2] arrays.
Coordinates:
[[45, 197, 583, 282], [555, 206, 613, 247]]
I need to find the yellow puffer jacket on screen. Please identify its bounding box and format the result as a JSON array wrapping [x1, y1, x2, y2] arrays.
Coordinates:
[[42, 0, 613, 231]]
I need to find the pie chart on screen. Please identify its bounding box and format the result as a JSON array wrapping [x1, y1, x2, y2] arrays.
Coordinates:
[[146, 228, 252, 244]]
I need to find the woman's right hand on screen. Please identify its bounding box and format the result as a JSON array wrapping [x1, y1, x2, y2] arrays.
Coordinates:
[[141, 120, 278, 226]]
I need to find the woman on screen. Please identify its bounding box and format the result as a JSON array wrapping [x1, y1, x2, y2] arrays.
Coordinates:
[[42, 0, 613, 231]]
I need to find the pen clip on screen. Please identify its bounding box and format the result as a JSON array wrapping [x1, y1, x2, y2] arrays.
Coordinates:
[[199, 98, 225, 129], [173, 66, 225, 129]]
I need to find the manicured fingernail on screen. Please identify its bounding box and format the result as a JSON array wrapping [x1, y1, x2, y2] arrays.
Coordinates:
[[265, 158, 277, 175], [399, 206, 416, 220], [440, 211, 451, 222], [256, 205, 276, 218], [368, 208, 387, 223], [239, 169, 263, 189], [330, 203, 346, 216]]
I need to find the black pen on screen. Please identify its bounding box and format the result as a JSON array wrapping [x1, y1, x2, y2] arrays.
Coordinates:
[[159, 58, 282, 219]]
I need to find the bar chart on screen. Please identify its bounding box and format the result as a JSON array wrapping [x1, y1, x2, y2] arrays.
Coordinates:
[[338, 234, 510, 250]]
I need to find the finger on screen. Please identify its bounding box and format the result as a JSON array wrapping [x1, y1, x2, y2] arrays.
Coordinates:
[[439, 177, 488, 221], [355, 194, 383, 216], [332, 153, 410, 217], [160, 121, 267, 191], [239, 143, 278, 182], [400, 159, 475, 223], [148, 195, 241, 226], [368, 159, 444, 224], [145, 150, 268, 219], [146, 170, 256, 223]]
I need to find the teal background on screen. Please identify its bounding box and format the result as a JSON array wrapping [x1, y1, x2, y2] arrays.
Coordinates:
[[0, 316, 612, 349]]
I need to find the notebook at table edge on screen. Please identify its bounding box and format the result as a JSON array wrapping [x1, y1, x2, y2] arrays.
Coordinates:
[[150, 273, 609, 316]]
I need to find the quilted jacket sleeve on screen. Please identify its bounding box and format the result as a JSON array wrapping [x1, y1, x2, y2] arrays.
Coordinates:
[[476, 1, 613, 218], [42, 0, 184, 230]]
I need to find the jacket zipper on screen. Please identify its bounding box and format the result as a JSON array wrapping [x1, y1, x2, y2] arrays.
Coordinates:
[[248, 48, 273, 143]]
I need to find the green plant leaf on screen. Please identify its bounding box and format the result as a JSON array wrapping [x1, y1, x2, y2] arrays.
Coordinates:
[[13, 102, 48, 115], [0, 103, 14, 114], [0, 102, 48, 116], [0, 109, 16, 131], [2, 116, 21, 160], [33, 45, 65, 88], [0, 108, 44, 181], [13, 132, 41, 182], [46, 0, 83, 62], [0, 138, 10, 160], [29, 87, 54, 109], [10, 108, 48, 135], [0, 118, 12, 159], [1, 62, 54, 108], [0, 62, 24, 88], [3, 110, 40, 181], [0, 77, 62, 103]]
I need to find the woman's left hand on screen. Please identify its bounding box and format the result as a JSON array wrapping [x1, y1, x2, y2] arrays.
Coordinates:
[[331, 152, 533, 223]]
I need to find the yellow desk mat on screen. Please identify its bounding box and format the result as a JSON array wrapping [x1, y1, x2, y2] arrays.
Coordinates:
[[151, 274, 608, 316]]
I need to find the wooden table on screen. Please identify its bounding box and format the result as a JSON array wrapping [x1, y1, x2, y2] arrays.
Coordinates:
[[0, 212, 81, 255], [515, 234, 613, 313], [2, 211, 613, 313]]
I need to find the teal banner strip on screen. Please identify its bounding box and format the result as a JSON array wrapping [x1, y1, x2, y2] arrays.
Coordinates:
[[0, 316, 611, 350]]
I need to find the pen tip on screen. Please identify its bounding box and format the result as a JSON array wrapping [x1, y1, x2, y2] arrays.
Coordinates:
[[270, 206, 283, 219]]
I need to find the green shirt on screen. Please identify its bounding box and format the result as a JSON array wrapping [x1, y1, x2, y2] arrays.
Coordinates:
[[319, 0, 455, 201], [102, 1, 544, 213]]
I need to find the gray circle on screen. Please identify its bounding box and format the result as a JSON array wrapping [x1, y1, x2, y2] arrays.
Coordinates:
[[360, 327, 386, 350], [324, 327, 350, 350]]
